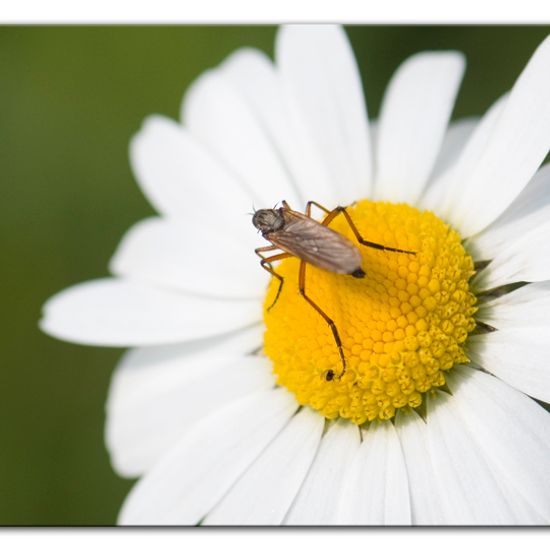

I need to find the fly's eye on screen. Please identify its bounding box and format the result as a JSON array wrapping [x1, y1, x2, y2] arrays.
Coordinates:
[[324, 369, 335, 382]]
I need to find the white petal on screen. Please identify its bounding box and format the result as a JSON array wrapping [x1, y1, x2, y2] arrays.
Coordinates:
[[118, 389, 298, 525], [420, 94, 508, 216], [477, 280, 550, 328], [446, 366, 550, 523], [276, 24, 373, 205], [373, 51, 465, 204], [428, 117, 478, 184], [204, 407, 323, 525], [110, 217, 265, 299], [425, 387, 525, 524], [468, 327, 550, 404], [105, 325, 270, 477], [284, 419, 361, 525], [130, 116, 254, 221], [472, 216, 550, 290], [467, 164, 550, 289], [336, 421, 411, 525], [443, 35, 550, 237], [220, 48, 334, 207], [469, 163, 550, 260], [182, 69, 301, 208], [473, 282, 550, 401], [40, 278, 261, 347], [394, 410, 446, 525]]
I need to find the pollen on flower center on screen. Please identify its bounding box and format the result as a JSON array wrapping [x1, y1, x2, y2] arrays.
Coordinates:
[[262, 200, 478, 423]]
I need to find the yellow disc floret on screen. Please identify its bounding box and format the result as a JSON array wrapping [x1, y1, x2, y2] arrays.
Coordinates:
[[263, 200, 477, 424]]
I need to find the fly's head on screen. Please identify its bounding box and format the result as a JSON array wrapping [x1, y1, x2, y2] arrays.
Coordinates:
[[252, 208, 285, 236]]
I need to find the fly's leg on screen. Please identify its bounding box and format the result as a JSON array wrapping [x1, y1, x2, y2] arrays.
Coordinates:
[[255, 245, 278, 257], [298, 259, 346, 381], [255, 246, 291, 311], [305, 200, 331, 218], [308, 201, 416, 255], [261, 254, 291, 311]]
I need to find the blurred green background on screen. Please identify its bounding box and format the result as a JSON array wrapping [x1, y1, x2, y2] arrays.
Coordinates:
[[1, 25, 550, 525]]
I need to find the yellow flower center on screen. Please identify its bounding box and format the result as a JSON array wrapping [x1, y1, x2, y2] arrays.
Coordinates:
[[263, 200, 477, 423]]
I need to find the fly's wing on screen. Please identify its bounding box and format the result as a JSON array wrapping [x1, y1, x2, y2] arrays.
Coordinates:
[[269, 214, 362, 274]]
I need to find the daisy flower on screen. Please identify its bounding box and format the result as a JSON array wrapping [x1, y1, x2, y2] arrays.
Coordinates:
[[41, 25, 550, 525]]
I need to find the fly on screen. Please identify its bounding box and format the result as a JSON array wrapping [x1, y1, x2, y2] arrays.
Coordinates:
[[253, 200, 416, 382]]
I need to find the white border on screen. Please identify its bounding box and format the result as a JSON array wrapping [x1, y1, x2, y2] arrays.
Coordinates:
[[2, 530, 549, 550], [1, 0, 550, 23], [1, 0, 550, 541]]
